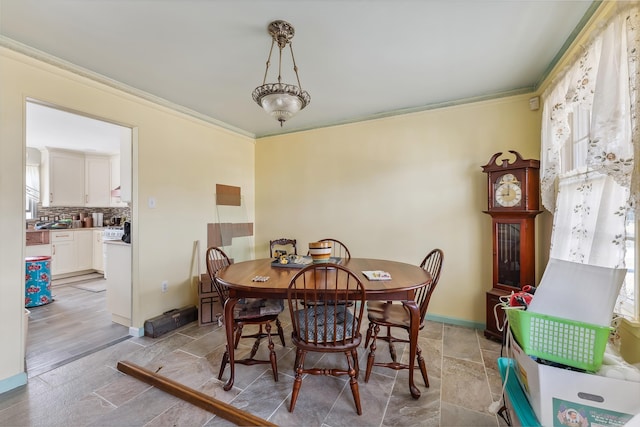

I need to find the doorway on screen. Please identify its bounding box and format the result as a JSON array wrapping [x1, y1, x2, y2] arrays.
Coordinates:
[[25, 99, 133, 376]]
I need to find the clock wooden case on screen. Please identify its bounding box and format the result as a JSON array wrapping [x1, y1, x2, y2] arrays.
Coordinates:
[[481, 150, 541, 341]]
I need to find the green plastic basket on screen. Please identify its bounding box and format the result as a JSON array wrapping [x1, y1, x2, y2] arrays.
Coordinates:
[[506, 308, 612, 372]]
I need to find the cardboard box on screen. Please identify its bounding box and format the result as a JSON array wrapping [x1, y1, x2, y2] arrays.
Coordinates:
[[510, 332, 640, 426]]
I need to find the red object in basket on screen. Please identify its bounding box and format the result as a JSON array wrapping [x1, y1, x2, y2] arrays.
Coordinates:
[[509, 285, 534, 308]]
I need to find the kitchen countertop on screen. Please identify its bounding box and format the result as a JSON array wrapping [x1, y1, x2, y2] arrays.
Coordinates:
[[27, 227, 110, 232]]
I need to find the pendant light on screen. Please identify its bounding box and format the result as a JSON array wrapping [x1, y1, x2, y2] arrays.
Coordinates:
[[252, 20, 311, 126]]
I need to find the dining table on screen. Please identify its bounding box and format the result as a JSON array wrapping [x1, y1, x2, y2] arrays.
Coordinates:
[[216, 257, 432, 399]]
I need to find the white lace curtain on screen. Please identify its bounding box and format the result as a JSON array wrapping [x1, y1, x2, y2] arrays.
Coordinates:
[[540, 5, 640, 270], [25, 164, 39, 204]]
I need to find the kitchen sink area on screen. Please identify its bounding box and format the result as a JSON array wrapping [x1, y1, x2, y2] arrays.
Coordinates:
[[26, 212, 132, 327], [26, 208, 129, 279]]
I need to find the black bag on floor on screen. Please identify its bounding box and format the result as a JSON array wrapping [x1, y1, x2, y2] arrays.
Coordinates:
[[144, 305, 198, 338]]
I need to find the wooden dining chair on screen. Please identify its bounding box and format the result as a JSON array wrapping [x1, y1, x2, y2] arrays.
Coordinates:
[[307, 238, 351, 260], [205, 246, 286, 386], [287, 263, 366, 415], [269, 238, 297, 258], [363, 248, 444, 389]]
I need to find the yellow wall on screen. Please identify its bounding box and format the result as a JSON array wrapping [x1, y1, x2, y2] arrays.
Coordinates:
[[0, 0, 612, 392], [0, 47, 255, 389], [255, 95, 543, 325]]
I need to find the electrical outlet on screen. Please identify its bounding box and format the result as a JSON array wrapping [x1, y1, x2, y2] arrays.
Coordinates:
[[161, 280, 168, 293]]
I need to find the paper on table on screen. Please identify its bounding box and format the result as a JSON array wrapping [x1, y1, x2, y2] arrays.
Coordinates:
[[527, 258, 627, 327], [362, 271, 391, 281]]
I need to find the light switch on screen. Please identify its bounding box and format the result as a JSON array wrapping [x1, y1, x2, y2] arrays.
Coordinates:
[[148, 197, 156, 208]]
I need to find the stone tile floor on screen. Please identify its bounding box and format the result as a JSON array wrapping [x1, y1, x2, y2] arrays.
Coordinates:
[[1, 308, 509, 426]]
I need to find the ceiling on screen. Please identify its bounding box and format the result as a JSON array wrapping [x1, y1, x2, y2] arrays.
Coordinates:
[[1, 1, 598, 140], [25, 101, 126, 155]]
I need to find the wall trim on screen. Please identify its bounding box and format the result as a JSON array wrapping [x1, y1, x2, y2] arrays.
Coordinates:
[[0, 372, 27, 395], [426, 313, 485, 331], [129, 326, 144, 337]]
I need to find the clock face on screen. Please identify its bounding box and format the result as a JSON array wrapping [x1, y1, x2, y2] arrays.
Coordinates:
[[494, 176, 522, 208]]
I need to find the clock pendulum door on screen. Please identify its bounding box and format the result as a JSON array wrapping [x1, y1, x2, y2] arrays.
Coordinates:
[[496, 221, 521, 286]]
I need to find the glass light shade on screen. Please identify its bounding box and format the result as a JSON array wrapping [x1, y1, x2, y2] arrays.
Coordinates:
[[261, 93, 303, 122], [252, 21, 310, 125]]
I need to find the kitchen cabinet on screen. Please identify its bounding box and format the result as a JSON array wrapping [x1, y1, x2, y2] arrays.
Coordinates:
[[92, 230, 104, 273], [119, 131, 132, 203], [51, 230, 76, 275], [76, 230, 93, 270], [50, 229, 95, 276], [85, 155, 111, 207], [41, 148, 85, 207], [109, 154, 128, 207], [105, 241, 131, 326], [41, 148, 114, 208]]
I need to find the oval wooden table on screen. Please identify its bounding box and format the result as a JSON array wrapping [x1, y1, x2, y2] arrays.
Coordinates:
[[216, 257, 432, 398]]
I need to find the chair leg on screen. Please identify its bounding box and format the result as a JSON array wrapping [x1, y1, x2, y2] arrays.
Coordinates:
[[365, 323, 380, 382], [289, 349, 306, 413], [218, 346, 229, 380], [387, 327, 397, 362], [351, 348, 360, 379], [266, 322, 278, 382], [416, 344, 429, 388], [293, 351, 300, 374], [276, 318, 286, 346], [346, 350, 362, 415], [234, 324, 243, 349], [248, 335, 262, 360], [364, 321, 374, 348]]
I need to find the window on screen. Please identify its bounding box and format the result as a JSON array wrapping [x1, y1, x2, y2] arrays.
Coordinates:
[[621, 213, 637, 318], [555, 107, 635, 319], [25, 163, 39, 220], [541, 8, 639, 321]]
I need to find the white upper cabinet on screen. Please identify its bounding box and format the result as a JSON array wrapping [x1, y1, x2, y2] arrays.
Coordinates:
[[41, 148, 85, 207], [109, 154, 127, 207], [41, 148, 114, 208], [119, 128, 132, 203], [107, 127, 131, 206], [85, 155, 111, 207]]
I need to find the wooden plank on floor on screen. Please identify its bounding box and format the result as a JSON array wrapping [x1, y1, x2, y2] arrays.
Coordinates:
[[116, 360, 276, 427]]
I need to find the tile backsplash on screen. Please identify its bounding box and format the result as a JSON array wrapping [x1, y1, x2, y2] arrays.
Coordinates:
[[28, 204, 130, 227]]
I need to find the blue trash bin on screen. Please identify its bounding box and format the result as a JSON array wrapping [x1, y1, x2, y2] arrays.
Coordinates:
[[25, 256, 52, 307]]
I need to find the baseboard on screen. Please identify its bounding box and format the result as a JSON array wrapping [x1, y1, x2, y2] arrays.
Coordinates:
[[425, 313, 484, 330], [0, 372, 27, 394], [52, 271, 103, 286], [52, 269, 99, 280], [129, 326, 144, 337]]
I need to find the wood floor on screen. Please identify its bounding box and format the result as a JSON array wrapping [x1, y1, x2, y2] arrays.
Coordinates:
[[25, 277, 131, 378]]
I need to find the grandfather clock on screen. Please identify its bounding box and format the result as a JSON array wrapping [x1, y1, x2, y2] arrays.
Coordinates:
[[482, 151, 541, 341]]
